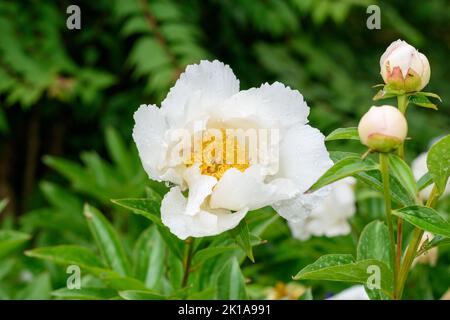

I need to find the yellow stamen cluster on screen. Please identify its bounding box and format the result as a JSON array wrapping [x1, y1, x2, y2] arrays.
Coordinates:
[[190, 129, 249, 180]]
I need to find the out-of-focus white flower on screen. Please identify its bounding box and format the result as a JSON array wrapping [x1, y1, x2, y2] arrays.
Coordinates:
[[412, 150, 450, 200], [380, 39, 430, 92], [288, 177, 356, 240], [358, 105, 407, 152], [133, 60, 332, 239], [327, 285, 369, 300], [413, 231, 438, 267]]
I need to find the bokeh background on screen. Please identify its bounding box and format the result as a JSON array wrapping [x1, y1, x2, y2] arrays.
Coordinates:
[[0, 0, 449, 299]]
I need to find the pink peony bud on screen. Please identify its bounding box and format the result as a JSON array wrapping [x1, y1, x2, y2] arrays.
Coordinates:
[[358, 105, 408, 152], [380, 40, 430, 92]]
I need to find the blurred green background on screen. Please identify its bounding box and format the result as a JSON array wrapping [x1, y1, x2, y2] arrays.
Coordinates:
[[0, 0, 449, 299]]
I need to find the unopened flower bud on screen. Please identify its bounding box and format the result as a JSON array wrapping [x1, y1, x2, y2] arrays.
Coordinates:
[[380, 40, 430, 92], [358, 105, 407, 152]]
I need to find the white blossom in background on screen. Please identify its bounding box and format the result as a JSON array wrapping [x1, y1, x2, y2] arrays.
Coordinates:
[[288, 177, 356, 240], [412, 149, 450, 201], [133, 60, 332, 239], [327, 285, 369, 300]]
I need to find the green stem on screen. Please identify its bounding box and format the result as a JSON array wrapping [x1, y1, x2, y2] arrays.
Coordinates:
[[396, 95, 408, 159], [181, 238, 195, 288], [396, 185, 440, 298], [394, 94, 408, 294], [379, 153, 397, 298]]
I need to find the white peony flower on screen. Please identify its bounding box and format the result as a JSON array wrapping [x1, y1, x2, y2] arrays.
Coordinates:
[[133, 60, 332, 239], [380, 39, 430, 92], [288, 177, 356, 240], [412, 150, 450, 201], [327, 285, 369, 300]]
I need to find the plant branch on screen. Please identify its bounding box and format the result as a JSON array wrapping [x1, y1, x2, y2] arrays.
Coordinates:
[[379, 152, 397, 298], [181, 238, 195, 288], [396, 184, 440, 298]]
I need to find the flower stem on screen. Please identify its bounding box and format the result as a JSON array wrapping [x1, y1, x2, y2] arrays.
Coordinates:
[[394, 94, 409, 294], [181, 238, 195, 288], [396, 185, 440, 298], [379, 152, 397, 298]]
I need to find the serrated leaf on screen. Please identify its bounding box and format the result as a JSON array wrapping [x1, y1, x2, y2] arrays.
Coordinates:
[[393, 205, 450, 237], [325, 127, 359, 141], [84, 204, 131, 276], [427, 135, 450, 194]]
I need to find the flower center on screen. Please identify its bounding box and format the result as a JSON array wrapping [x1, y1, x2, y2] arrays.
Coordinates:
[[190, 129, 249, 180]]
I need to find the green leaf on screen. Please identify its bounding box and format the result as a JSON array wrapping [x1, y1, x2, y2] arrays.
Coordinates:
[[408, 93, 438, 110], [112, 198, 184, 260], [84, 204, 131, 276], [17, 273, 51, 300], [388, 154, 418, 200], [308, 156, 379, 192], [419, 235, 450, 254], [216, 257, 247, 299], [393, 205, 450, 237], [420, 92, 442, 102], [25, 245, 106, 274], [119, 290, 166, 300], [417, 172, 433, 191], [325, 127, 359, 141], [0, 230, 31, 259], [105, 127, 133, 177], [294, 254, 393, 296], [192, 246, 237, 268], [52, 287, 117, 300], [133, 226, 165, 290], [357, 221, 392, 300], [427, 135, 450, 194], [112, 198, 162, 226], [228, 219, 254, 262]]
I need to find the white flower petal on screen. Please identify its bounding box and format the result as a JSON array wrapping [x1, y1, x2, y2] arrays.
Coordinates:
[[328, 285, 369, 300], [289, 177, 356, 240], [161, 187, 248, 239], [183, 165, 217, 216], [132, 104, 169, 181], [272, 124, 332, 222], [161, 60, 239, 127], [209, 166, 298, 211], [219, 82, 309, 130]]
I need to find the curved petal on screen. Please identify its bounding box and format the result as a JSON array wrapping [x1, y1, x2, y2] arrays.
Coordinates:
[[161, 187, 248, 240], [132, 104, 169, 181], [218, 82, 309, 130], [209, 166, 298, 211], [272, 124, 332, 222], [161, 60, 239, 127], [183, 165, 217, 216]]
